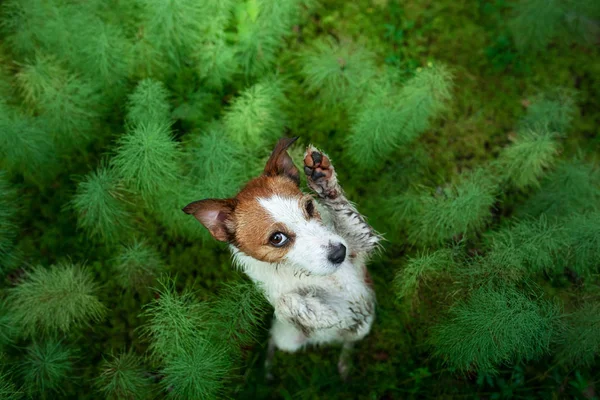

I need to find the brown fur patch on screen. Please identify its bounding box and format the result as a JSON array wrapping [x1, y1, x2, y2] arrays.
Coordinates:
[[232, 175, 303, 262]]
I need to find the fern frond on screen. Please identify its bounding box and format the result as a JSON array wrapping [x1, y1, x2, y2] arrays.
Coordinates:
[[18, 340, 74, 399], [95, 351, 152, 400], [141, 279, 210, 361], [518, 160, 600, 218], [558, 302, 600, 366], [208, 280, 270, 351], [0, 171, 18, 268], [223, 77, 288, 150], [394, 249, 455, 302], [127, 79, 172, 127], [300, 38, 378, 109], [111, 121, 181, 202], [520, 89, 577, 134], [7, 263, 105, 337], [113, 240, 166, 291], [347, 64, 453, 168], [407, 170, 496, 245], [497, 128, 559, 190], [71, 165, 134, 243], [160, 338, 231, 400], [430, 286, 560, 374]]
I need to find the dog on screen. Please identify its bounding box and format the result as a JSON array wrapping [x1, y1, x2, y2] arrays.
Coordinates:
[[183, 137, 380, 379]]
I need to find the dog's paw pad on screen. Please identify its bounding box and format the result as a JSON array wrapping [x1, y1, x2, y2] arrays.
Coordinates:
[[304, 146, 338, 198], [304, 148, 333, 181]]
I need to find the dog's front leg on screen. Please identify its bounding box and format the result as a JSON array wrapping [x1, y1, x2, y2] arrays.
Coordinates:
[[303, 146, 381, 256], [275, 290, 341, 335]]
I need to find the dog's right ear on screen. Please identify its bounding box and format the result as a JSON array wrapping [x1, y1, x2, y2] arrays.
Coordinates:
[[182, 199, 236, 242]]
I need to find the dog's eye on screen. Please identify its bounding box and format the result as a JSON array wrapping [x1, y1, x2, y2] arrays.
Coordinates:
[[305, 199, 314, 217], [269, 232, 289, 247]]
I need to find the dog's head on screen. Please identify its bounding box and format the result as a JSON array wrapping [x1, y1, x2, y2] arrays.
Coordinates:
[[183, 137, 348, 275]]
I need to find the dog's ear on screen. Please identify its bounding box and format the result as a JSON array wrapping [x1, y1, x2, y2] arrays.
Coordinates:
[[264, 137, 300, 185], [182, 199, 236, 242]]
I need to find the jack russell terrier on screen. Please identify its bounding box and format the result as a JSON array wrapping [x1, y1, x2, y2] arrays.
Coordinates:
[[183, 137, 380, 379]]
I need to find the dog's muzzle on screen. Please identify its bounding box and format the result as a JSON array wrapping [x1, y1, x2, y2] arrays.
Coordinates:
[[327, 242, 347, 265]]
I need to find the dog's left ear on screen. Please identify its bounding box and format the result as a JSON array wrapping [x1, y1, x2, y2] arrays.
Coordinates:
[[182, 198, 237, 242], [263, 137, 300, 185]]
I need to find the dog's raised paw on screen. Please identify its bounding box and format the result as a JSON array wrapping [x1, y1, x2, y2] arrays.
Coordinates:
[[304, 146, 338, 199]]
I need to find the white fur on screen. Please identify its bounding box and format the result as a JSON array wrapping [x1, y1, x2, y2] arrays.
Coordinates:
[[231, 194, 375, 352]]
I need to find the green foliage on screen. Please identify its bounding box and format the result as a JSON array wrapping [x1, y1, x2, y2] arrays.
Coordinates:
[[184, 123, 248, 198], [71, 166, 134, 243], [496, 128, 560, 189], [520, 89, 577, 134], [236, 0, 312, 77], [0, 369, 22, 400], [0, 103, 56, 182], [430, 286, 560, 374], [300, 38, 378, 108], [160, 339, 231, 400], [519, 160, 600, 218], [394, 249, 455, 302], [141, 280, 209, 360], [7, 263, 105, 337], [508, 0, 600, 52], [113, 240, 166, 291], [223, 77, 288, 151], [95, 352, 152, 400], [15, 54, 103, 149], [558, 303, 600, 366], [18, 340, 74, 399], [562, 212, 600, 275], [485, 215, 565, 275], [347, 64, 453, 168], [0, 172, 18, 268], [126, 79, 172, 127], [112, 121, 181, 202], [400, 170, 496, 245], [208, 281, 270, 350]]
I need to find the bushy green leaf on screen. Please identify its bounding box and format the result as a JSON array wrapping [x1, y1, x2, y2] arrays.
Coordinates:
[[126, 79, 172, 127], [347, 64, 453, 168], [394, 249, 456, 302], [141, 279, 209, 360], [184, 123, 248, 198], [496, 128, 560, 189], [404, 170, 496, 245], [300, 38, 378, 108], [0, 171, 19, 268], [558, 302, 600, 366], [236, 0, 311, 77], [160, 338, 231, 400], [562, 212, 600, 275], [485, 215, 566, 275], [208, 280, 270, 350], [95, 352, 152, 400], [15, 54, 104, 149], [112, 121, 181, 202], [430, 286, 560, 374], [0, 103, 57, 182], [113, 240, 166, 291], [520, 89, 576, 134], [7, 263, 105, 337], [18, 340, 74, 398], [71, 165, 134, 243], [519, 160, 600, 218], [224, 77, 288, 150], [0, 369, 22, 400]]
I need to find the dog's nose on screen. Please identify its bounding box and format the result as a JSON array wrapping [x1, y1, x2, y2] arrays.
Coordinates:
[[327, 242, 347, 265]]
